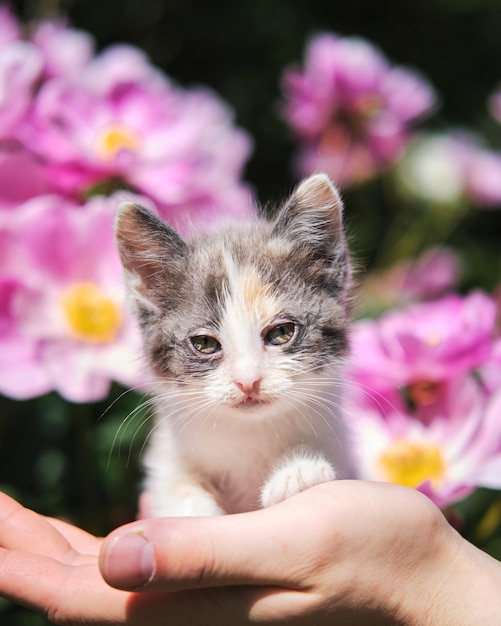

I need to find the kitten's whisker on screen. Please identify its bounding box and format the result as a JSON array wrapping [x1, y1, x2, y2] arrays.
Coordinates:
[[111, 398, 150, 438], [107, 396, 155, 469], [128, 412, 154, 466], [115, 389, 210, 464], [99, 385, 149, 422], [146, 391, 219, 450], [290, 370, 403, 419], [282, 387, 346, 443]]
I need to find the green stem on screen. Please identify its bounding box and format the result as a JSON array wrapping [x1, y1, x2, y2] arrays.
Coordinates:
[[374, 199, 469, 270]]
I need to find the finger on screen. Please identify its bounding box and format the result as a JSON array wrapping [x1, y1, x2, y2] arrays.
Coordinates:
[[47, 517, 102, 556], [0, 547, 129, 623], [0, 547, 305, 626], [0, 492, 76, 559], [100, 483, 333, 592]]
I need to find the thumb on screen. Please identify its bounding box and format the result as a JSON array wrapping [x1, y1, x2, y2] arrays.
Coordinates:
[[99, 487, 328, 593]]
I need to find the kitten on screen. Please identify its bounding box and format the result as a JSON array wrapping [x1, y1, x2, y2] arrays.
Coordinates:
[[115, 173, 353, 516]]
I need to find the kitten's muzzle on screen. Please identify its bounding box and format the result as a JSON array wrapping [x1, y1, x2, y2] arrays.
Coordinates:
[[235, 378, 262, 397], [233, 378, 267, 409]]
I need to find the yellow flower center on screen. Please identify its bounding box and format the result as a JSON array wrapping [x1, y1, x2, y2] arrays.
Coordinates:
[[378, 439, 446, 489], [61, 282, 122, 344], [96, 124, 141, 161]]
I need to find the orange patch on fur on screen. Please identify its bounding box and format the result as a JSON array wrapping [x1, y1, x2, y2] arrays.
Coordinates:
[[241, 267, 278, 323], [221, 253, 282, 343]]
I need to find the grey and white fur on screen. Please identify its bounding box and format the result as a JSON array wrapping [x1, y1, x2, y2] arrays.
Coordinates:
[[115, 173, 353, 516]]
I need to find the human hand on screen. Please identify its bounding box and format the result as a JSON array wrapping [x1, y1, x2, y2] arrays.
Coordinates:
[[100, 479, 499, 625], [1, 482, 501, 625], [0, 490, 124, 623]]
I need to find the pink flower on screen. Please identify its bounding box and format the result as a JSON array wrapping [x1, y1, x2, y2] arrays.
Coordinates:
[[1, 194, 145, 402], [282, 33, 436, 186], [0, 277, 52, 399], [361, 247, 461, 313], [0, 13, 93, 141], [347, 286, 501, 509], [478, 337, 501, 396], [0, 6, 20, 45], [30, 19, 94, 79], [350, 382, 501, 508], [0, 18, 255, 402], [0, 149, 53, 209], [0, 210, 52, 399], [0, 40, 42, 140], [349, 292, 496, 398], [454, 134, 501, 208], [24, 45, 254, 232]]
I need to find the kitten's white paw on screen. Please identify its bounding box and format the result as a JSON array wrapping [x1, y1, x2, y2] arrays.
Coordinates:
[[260, 453, 336, 508]]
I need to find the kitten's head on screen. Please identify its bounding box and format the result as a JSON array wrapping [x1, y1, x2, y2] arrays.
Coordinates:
[[116, 174, 352, 415]]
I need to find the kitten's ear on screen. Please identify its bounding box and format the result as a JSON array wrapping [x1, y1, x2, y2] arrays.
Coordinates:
[[115, 202, 188, 312], [271, 174, 345, 255]]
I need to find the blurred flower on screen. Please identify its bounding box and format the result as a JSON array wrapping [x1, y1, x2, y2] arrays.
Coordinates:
[[347, 290, 501, 507], [350, 384, 501, 508], [478, 336, 501, 396], [0, 6, 20, 44], [282, 32, 436, 186], [30, 19, 94, 79], [0, 12, 254, 402], [397, 132, 501, 209], [1, 194, 145, 402], [349, 292, 496, 400], [23, 45, 254, 232], [0, 150, 53, 209], [361, 246, 461, 313], [0, 277, 52, 399], [0, 40, 42, 140]]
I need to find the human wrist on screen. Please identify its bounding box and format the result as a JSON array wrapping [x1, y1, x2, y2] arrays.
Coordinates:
[[429, 532, 501, 625], [397, 521, 501, 626]]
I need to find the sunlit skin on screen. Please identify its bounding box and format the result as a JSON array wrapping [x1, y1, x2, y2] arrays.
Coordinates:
[[1, 482, 501, 625]]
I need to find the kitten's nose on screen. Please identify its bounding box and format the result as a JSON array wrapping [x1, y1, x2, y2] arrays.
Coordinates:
[[235, 378, 262, 397]]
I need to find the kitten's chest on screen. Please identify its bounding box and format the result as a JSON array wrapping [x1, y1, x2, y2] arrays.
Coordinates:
[[150, 388, 348, 514], [180, 422, 283, 511]]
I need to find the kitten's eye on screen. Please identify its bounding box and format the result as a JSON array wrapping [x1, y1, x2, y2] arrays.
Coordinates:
[[265, 322, 296, 346], [190, 335, 222, 355]]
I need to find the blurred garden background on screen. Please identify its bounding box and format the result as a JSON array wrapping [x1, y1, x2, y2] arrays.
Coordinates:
[[2, 0, 501, 623]]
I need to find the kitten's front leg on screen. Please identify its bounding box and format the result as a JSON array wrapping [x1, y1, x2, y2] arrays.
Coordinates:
[[143, 421, 225, 517], [148, 482, 224, 518], [143, 449, 224, 517], [260, 447, 336, 508]]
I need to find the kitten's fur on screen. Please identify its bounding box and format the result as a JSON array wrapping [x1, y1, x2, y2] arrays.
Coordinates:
[[116, 174, 353, 516]]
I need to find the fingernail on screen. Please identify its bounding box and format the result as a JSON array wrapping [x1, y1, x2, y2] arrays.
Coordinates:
[[101, 531, 156, 589]]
